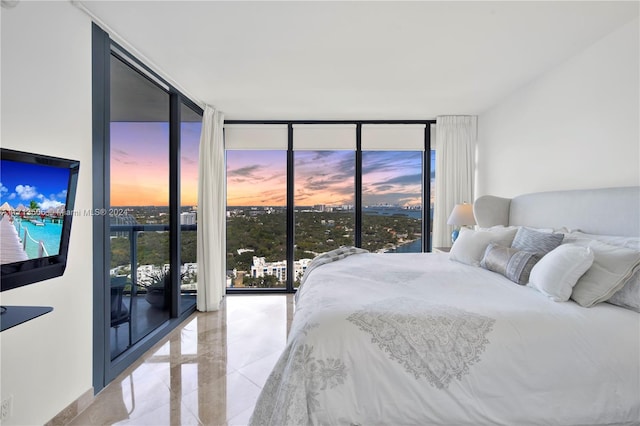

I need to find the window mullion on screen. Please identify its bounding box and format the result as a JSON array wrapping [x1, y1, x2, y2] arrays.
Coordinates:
[[286, 124, 294, 292], [169, 93, 181, 317], [423, 125, 432, 253], [355, 124, 362, 248]]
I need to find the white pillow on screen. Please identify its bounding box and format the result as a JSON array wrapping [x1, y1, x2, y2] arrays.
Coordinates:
[[565, 238, 640, 308], [529, 244, 594, 302], [449, 227, 518, 267]]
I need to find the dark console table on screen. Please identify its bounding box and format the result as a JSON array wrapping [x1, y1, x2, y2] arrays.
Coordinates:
[[0, 306, 53, 332]]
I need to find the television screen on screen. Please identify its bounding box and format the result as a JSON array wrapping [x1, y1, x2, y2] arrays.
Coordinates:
[[0, 148, 80, 291]]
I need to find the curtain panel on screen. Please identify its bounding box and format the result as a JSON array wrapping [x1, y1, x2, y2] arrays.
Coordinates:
[[197, 106, 225, 311], [433, 116, 478, 247]]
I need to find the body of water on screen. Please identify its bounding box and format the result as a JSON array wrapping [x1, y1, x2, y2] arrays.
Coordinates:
[[363, 207, 428, 253], [363, 207, 422, 219], [13, 218, 63, 258], [388, 238, 423, 253]]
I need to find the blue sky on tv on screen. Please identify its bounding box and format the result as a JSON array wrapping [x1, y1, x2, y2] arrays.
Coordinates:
[[0, 160, 69, 210]]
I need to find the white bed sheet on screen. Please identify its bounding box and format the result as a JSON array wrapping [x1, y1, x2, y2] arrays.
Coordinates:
[[249, 253, 640, 426]]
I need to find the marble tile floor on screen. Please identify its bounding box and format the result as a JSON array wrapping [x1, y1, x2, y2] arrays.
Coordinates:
[[70, 294, 294, 426]]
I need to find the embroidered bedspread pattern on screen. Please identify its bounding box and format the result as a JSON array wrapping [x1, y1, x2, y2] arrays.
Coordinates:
[[250, 253, 640, 426], [346, 298, 494, 390]]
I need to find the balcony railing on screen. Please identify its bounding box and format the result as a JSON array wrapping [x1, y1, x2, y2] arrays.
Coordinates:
[[110, 223, 197, 295], [109, 223, 197, 359]]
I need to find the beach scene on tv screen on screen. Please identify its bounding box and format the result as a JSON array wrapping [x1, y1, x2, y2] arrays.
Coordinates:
[[0, 160, 70, 265]]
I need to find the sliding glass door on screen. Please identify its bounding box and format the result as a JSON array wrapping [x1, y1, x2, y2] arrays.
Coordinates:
[[109, 54, 172, 359], [93, 24, 203, 393]]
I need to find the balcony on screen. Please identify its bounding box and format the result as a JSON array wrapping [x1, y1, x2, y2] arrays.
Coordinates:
[[110, 223, 197, 360]]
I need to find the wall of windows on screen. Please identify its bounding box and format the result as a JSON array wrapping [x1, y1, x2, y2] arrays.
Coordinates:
[[224, 122, 435, 292]]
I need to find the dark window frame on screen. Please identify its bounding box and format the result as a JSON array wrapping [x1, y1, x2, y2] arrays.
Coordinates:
[[92, 23, 203, 393]]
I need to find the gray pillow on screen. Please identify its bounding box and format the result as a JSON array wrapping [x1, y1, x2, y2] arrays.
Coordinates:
[[562, 232, 640, 312], [607, 269, 640, 312], [481, 243, 539, 285], [511, 227, 564, 255]]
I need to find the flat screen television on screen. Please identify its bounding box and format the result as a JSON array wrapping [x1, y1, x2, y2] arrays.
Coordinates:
[[0, 148, 80, 291]]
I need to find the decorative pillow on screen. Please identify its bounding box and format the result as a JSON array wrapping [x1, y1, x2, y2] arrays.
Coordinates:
[[511, 227, 564, 255], [529, 244, 594, 302], [480, 243, 539, 285], [607, 269, 640, 312], [449, 227, 518, 267], [567, 239, 640, 308]]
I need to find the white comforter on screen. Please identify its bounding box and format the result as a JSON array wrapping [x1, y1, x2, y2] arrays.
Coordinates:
[[249, 253, 640, 426]]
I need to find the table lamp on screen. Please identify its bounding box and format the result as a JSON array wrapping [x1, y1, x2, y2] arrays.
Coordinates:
[[447, 203, 476, 243]]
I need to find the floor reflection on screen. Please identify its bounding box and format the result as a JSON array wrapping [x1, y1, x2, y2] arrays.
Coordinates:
[[73, 294, 293, 425]]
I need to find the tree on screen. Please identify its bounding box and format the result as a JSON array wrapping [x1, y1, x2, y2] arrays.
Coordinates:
[[110, 237, 130, 268], [243, 273, 281, 288]]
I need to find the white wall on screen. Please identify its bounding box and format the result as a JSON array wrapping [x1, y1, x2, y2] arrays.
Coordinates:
[[477, 17, 639, 198], [0, 2, 93, 425]]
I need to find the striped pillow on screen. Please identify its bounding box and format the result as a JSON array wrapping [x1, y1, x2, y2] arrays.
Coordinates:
[[481, 243, 539, 285], [511, 227, 563, 255]]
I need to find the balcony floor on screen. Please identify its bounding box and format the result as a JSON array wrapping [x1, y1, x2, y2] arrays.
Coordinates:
[[73, 294, 294, 425], [111, 295, 197, 360]]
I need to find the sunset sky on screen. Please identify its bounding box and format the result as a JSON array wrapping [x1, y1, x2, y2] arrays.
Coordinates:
[[226, 150, 287, 206], [295, 151, 355, 206], [110, 122, 201, 206], [111, 121, 433, 208], [362, 151, 424, 207], [227, 150, 432, 207]]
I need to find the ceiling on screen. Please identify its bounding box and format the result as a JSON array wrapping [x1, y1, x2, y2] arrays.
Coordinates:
[[79, 1, 638, 120]]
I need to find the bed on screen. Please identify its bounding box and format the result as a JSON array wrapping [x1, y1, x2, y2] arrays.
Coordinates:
[[249, 187, 640, 426]]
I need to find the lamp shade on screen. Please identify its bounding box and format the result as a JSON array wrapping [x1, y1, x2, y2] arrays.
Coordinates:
[[447, 203, 476, 226]]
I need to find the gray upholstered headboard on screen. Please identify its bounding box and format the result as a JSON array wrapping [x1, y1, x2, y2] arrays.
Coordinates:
[[474, 186, 640, 237]]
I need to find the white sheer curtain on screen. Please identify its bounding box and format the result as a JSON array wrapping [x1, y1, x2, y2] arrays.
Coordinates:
[[197, 105, 225, 311], [433, 116, 478, 247]]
